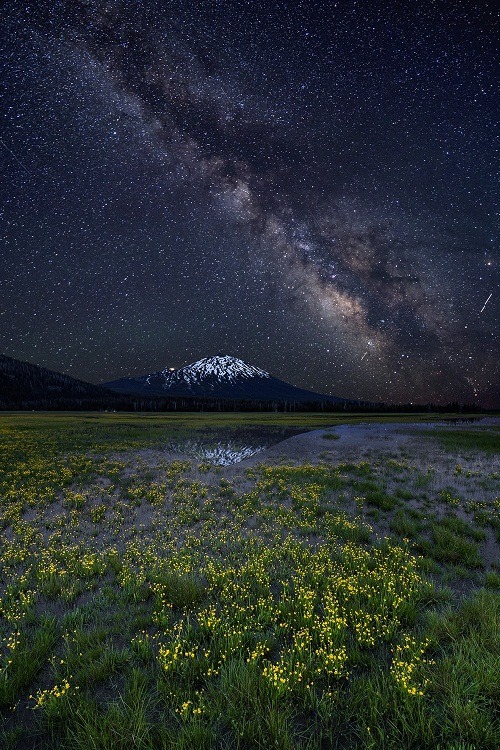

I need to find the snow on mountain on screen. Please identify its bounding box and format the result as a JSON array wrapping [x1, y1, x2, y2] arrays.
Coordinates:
[[104, 354, 346, 402], [160, 355, 270, 387]]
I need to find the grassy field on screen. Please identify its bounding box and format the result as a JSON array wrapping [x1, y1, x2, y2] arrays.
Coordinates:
[[0, 413, 498, 749]]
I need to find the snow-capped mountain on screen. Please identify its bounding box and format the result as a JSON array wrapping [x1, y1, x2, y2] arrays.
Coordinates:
[[104, 355, 346, 402], [157, 355, 269, 387]]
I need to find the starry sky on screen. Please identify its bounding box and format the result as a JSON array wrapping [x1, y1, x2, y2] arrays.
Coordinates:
[[1, 0, 498, 406]]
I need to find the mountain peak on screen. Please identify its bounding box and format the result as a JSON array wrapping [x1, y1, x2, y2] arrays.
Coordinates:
[[162, 355, 270, 385], [104, 354, 345, 402]]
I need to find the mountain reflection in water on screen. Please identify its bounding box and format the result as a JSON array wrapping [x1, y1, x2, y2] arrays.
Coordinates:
[[163, 426, 304, 466], [180, 442, 266, 465]]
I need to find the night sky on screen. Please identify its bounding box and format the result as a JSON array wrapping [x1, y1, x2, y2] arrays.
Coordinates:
[[1, 1, 498, 406]]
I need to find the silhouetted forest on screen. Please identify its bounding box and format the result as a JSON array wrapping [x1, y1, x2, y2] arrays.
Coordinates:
[[0, 354, 489, 413]]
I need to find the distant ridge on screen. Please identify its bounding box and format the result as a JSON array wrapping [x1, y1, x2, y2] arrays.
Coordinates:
[[0, 353, 114, 408], [0, 353, 485, 413], [104, 354, 346, 403]]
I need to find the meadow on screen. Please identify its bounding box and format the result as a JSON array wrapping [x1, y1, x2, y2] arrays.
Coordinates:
[[0, 412, 498, 749]]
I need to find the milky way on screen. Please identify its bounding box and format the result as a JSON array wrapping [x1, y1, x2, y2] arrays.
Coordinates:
[[1, 1, 498, 405]]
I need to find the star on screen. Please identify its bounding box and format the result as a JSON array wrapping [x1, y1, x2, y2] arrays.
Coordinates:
[[0, 0, 497, 406]]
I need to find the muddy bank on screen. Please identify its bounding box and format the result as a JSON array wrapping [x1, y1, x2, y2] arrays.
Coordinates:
[[220, 417, 500, 472]]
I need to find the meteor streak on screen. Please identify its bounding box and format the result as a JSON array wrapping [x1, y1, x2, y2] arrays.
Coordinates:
[[480, 293, 492, 313], [0, 138, 32, 175]]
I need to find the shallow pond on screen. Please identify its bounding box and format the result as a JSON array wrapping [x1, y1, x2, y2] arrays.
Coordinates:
[[162, 426, 305, 465]]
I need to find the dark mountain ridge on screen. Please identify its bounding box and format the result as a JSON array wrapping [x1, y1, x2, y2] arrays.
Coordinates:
[[0, 353, 485, 413], [0, 353, 116, 409]]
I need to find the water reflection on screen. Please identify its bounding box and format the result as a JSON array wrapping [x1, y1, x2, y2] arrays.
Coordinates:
[[164, 426, 303, 466], [180, 441, 266, 465]]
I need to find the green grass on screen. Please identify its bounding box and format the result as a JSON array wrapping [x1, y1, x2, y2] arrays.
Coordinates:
[[417, 525, 483, 568], [389, 510, 422, 538], [419, 427, 500, 455], [0, 413, 498, 749]]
